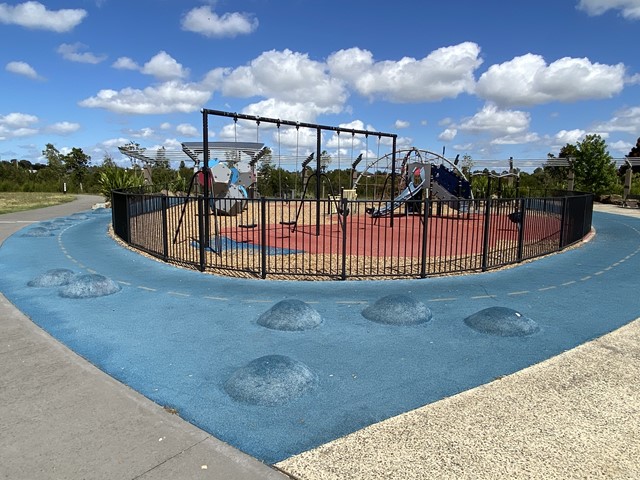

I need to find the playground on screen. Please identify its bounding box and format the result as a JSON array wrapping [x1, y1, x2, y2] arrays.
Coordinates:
[[115, 110, 591, 281]]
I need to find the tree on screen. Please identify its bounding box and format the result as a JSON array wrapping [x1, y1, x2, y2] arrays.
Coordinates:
[[572, 134, 617, 196], [64, 147, 91, 191], [42, 143, 64, 180], [102, 153, 117, 168]]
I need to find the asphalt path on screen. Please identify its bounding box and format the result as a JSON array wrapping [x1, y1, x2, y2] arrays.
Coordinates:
[[1, 203, 639, 465]]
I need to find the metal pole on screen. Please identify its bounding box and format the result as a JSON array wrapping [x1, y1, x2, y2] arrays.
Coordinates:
[[261, 197, 267, 278], [341, 197, 348, 280], [316, 127, 321, 236], [420, 197, 430, 278], [202, 110, 210, 248], [390, 136, 397, 228]]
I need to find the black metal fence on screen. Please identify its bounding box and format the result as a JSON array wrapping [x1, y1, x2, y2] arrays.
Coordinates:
[[111, 190, 593, 280]]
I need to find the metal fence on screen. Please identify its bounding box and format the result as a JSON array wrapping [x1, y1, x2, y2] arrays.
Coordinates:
[[111, 190, 593, 280]]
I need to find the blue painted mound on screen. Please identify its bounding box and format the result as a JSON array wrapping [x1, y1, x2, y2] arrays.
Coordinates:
[[70, 213, 89, 220], [23, 226, 54, 237], [58, 274, 121, 298], [464, 307, 539, 337], [257, 299, 322, 331], [38, 221, 60, 231], [362, 294, 432, 325], [28, 269, 76, 287], [224, 355, 317, 406], [52, 217, 71, 224]]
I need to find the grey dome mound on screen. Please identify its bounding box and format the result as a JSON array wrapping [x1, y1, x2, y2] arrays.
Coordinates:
[[224, 355, 317, 406], [257, 299, 323, 331], [28, 269, 76, 287], [464, 306, 540, 337], [58, 274, 121, 298], [22, 226, 54, 237], [362, 294, 432, 325]]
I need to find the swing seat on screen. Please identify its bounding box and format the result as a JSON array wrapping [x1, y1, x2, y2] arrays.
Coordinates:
[[239, 223, 257, 229], [279, 220, 297, 226]]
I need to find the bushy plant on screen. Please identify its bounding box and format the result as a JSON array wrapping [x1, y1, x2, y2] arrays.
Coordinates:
[[98, 167, 144, 200]]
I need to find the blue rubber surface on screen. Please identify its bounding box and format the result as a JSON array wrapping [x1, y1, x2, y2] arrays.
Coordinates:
[[1, 210, 639, 463]]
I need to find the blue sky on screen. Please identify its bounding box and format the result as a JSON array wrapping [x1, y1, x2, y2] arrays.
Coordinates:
[[1, 0, 639, 170]]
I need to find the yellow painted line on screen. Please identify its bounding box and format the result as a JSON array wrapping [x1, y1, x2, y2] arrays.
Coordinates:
[[168, 291, 190, 297], [507, 290, 529, 296], [428, 297, 458, 302], [562, 280, 576, 286], [538, 286, 556, 291], [204, 296, 229, 301], [471, 295, 496, 300], [138, 286, 157, 292]]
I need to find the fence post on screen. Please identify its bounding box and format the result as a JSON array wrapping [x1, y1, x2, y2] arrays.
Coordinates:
[[420, 197, 430, 278], [340, 197, 348, 280], [481, 198, 492, 271], [559, 197, 568, 250], [161, 195, 169, 261], [197, 197, 206, 272], [516, 197, 526, 262], [261, 197, 267, 279]]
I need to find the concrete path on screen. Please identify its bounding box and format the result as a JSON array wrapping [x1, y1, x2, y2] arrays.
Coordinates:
[[0, 196, 288, 480]]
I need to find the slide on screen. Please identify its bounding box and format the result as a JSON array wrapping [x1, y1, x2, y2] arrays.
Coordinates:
[[367, 166, 428, 218]]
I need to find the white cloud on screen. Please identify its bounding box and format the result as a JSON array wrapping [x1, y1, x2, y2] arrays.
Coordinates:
[[141, 51, 188, 80], [0, 1, 86, 32], [222, 49, 347, 110], [476, 53, 625, 106], [458, 104, 531, 136], [57, 43, 107, 64], [327, 42, 482, 102], [181, 5, 258, 38], [176, 123, 199, 137], [5, 60, 42, 80], [79, 80, 212, 114], [101, 137, 130, 149], [0, 112, 39, 140], [0, 112, 38, 128], [112, 57, 139, 70], [554, 129, 587, 145], [46, 121, 80, 135], [608, 139, 634, 155], [124, 127, 155, 138], [577, 0, 640, 19], [160, 122, 172, 130], [438, 128, 458, 142], [591, 105, 640, 133], [395, 119, 410, 129]]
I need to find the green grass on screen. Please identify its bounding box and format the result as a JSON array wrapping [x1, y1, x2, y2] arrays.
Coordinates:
[[0, 192, 76, 215]]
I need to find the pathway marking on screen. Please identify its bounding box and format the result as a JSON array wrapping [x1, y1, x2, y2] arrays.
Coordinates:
[[507, 290, 529, 296], [204, 296, 229, 301], [580, 275, 592, 281], [471, 295, 496, 300], [538, 286, 556, 291], [562, 281, 576, 286], [428, 297, 458, 302], [168, 291, 191, 297], [138, 286, 157, 292]]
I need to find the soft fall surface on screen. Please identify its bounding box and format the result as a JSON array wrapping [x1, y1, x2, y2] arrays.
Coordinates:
[[0, 210, 638, 463]]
